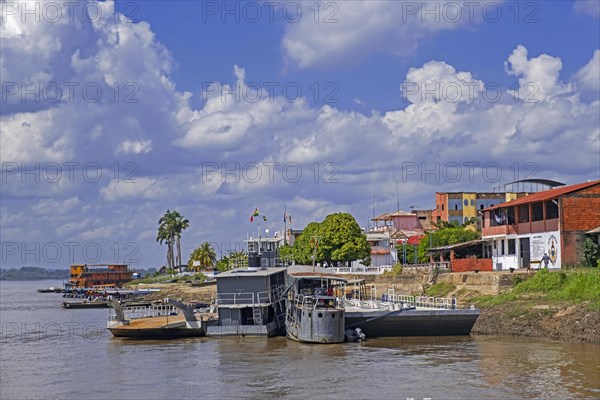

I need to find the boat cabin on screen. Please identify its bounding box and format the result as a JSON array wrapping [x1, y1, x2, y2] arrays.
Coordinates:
[[207, 267, 287, 337]]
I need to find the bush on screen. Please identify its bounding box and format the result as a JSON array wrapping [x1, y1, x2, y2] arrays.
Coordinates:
[[582, 239, 600, 267]]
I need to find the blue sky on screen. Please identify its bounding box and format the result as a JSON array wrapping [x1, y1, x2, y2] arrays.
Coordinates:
[[1, 0, 599, 268]]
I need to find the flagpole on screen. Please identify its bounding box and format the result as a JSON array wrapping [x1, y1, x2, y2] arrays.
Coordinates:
[[284, 206, 287, 245]]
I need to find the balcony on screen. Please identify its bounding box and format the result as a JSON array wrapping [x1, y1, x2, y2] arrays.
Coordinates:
[[482, 224, 516, 237]]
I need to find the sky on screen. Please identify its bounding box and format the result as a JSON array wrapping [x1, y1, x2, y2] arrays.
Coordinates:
[[1, 0, 599, 269]]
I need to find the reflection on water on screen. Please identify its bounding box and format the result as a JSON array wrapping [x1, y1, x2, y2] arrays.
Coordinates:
[[1, 281, 599, 399]]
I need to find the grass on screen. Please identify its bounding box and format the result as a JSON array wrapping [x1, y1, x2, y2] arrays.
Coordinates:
[[425, 282, 457, 297], [475, 268, 600, 310]]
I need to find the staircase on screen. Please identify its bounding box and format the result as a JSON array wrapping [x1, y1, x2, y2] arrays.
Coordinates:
[[252, 307, 262, 325]]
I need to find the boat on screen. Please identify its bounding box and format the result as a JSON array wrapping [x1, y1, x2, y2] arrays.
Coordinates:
[[37, 287, 64, 293], [204, 267, 287, 338], [107, 299, 205, 339], [342, 281, 480, 337], [284, 266, 347, 344], [62, 300, 152, 309], [62, 300, 110, 309]]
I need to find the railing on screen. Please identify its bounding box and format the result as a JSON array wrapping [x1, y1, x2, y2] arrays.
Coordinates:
[[109, 304, 180, 321], [292, 293, 342, 311], [333, 265, 393, 275], [215, 285, 286, 306], [344, 293, 456, 310]]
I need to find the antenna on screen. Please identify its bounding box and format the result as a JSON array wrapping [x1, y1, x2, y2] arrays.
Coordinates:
[[372, 187, 375, 221], [396, 179, 400, 213]]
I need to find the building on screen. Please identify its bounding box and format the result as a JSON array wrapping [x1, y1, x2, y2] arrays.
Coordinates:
[[68, 264, 133, 288], [481, 180, 600, 270], [432, 179, 566, 227], [432, 192, 527, 226], [366, 232, 396, 267]]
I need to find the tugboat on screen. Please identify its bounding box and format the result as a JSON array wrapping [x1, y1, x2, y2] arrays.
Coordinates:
[[285, 265, 347, 344]]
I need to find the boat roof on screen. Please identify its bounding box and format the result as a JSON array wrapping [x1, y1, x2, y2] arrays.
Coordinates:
[[287, 265, 348, 282], [216, 267, 287, 278]]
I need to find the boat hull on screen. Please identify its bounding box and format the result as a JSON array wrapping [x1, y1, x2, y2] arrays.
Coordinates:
[[345, 309, 480, 338], [286, 308, 345, 344], [108, 327, 204, 339]]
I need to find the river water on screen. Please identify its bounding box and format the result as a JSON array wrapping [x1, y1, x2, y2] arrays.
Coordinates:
[[1, 280, 599, 400]]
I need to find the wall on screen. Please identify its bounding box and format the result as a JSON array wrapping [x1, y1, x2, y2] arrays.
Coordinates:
[[561, 185, 600, 232], [451, 258, 493, 272]]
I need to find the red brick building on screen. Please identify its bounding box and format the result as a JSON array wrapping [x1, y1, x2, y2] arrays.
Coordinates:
[[481, 180, 600, 270]]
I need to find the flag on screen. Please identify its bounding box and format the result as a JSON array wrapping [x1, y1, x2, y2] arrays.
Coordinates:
[[250, 208, 259, 222], [283, 211, 287, 223]]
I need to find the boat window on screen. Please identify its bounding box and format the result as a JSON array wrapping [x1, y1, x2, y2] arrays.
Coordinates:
[[318, 313, 323, 318]]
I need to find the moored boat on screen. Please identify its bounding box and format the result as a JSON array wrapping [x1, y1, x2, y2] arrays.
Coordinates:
[[342, 282, 480, 337], [107, 299, 205, 339], [285, 266, 347, 344]]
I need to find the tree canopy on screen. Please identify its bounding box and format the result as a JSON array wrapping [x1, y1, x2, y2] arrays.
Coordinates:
[[188, 242, 217, 271], [416, 226, 480, 262], [292, 213, 370, 267]]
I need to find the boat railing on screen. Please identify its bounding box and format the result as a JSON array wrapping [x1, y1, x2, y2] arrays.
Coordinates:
[[216, 289, 277, 306], [109, 304, 181, 321], [293, 293, 342, 310], [346, 293, 456, 310]]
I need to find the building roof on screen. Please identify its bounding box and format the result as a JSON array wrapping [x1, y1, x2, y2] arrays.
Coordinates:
[[587, 226, 600, 234], [428, 238, 487, 252], [484, 180, 600, 211], [372, 210, 415, 220]]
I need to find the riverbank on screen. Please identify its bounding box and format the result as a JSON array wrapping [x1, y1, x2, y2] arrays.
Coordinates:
[[126, 268, 600, 344]]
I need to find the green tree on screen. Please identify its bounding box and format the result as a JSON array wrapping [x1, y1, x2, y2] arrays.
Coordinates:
[[582, 238, 600, 267], [292, 213, 370, 267], [416, 227, 480, 263], [157, 210, 175, 270], [156, 210, 189, 270], [292, 222, 323, 264], [188, 242, 217, 271]]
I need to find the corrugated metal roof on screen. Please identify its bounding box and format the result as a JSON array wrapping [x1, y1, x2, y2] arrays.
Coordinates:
[[484, 180, 600, 211]]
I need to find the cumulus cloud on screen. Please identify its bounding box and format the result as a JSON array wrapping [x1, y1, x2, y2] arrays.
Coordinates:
[[100, 177, 167, 202], [281, 0, 499, 69], [116, 139, 153, 155], [575, 49, 600, 91]]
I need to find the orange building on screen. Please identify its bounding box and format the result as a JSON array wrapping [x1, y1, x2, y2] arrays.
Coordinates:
[[68, 264, 133, 288]]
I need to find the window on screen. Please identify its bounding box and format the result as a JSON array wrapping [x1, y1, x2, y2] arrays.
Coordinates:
[[545, 199, 559, 219], [518, 204, 529, 223], [500, 240, 505, 255], [464, 199, 469, 206], [442, 204, 444, 211], [531, 202, 544, 221], [507, 239, 516, 255], [480, 205, 484, 210], [455, 204, 458, 210], [470, 199, 475, 206], [506, 207, 515, 225]]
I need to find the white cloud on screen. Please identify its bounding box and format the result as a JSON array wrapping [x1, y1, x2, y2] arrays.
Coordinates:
[[116, 139, 153, 155], [100, 177, 166, 202], [574, 1, 600, 17], [575, 49, 600, 91], [33, 197, 81, 216], [281, 0, 499, 69]]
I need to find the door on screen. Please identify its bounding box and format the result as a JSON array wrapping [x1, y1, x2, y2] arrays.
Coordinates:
[[519, 237, 530, 270]]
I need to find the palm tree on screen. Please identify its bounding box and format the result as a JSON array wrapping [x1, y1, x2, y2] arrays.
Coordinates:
[[157, 210, 190, 271], [188, 242, 217, 272], [173, 213, 189, 270]]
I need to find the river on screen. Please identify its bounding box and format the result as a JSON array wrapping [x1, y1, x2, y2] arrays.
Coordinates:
[[1, 280, 598, 400]]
